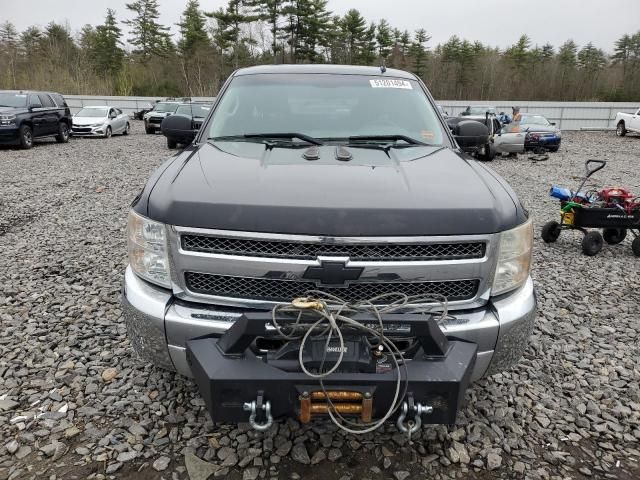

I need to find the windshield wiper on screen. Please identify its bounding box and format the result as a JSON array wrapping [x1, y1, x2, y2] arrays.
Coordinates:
[[348, 135, 427, 146], [210, 132, 323, 146]]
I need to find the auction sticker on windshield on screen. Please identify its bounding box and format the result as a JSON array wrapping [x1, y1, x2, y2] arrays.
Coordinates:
[[369, 79, 413, 89]]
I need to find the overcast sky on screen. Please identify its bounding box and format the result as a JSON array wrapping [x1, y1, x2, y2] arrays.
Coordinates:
[[3, 0, 638, 52]]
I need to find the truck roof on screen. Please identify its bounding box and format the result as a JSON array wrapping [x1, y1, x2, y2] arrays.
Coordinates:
[[234, 64, 417, 80]]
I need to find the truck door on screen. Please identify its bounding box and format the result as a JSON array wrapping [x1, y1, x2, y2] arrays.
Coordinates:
[[38, 94, 59, 135], [28, 94, 47, 137]]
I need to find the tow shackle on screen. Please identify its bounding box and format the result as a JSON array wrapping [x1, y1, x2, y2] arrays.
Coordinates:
[[397, 400, 433, 435]]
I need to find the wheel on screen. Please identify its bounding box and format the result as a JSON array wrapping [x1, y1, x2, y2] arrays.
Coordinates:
[[603, 228, 627, 245], [478, 143, 495, 161], [55, 122, 70, 143], [616, 122, 627, 137], [541, 221, 561, 243], [19, 125, 33, 149], [632, 237, 640, 257], [167, 138, 177, 149], [582, 231, 604, 256], [145, 125, 154, 134], [123, 123, 130, 135], [104, 127, 112, 139], [548, 146, 559, 152]]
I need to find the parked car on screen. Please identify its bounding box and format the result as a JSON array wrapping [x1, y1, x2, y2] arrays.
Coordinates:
[[161, 102, 213, 149], [123, 65, 535, 431], [133, 102, 155, 120], [615, 108, 640, 136], [518, 114, 561, 152], [460, 105, 497, 120], [71, 106, 130, 138], [447, 114, 524, 160], [143, 101, 180, 134], [0, 90, 71, 149], [436, 104, 450, 118]]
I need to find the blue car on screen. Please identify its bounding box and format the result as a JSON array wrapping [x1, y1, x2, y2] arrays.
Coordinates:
[[520, 114, 562, 152]]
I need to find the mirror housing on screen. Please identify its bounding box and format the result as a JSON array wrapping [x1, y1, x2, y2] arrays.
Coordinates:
[[448, 119, 490, 151], [550, 122, 556, 126], [29, 104, 42, 111], [161, 115, 198, 144]]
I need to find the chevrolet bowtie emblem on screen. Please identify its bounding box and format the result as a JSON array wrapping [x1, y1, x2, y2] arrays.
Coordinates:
[[303, 261, 363, 286]]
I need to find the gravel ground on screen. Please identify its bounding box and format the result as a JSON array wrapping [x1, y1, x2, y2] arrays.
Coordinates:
[[0, 124, 639, 480]]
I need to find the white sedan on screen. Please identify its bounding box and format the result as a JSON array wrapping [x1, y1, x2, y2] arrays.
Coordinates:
[[71, 106, 130, 138]]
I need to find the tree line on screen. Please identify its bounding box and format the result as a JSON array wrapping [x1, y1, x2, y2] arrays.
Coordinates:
[[0, 0, 638, 101]]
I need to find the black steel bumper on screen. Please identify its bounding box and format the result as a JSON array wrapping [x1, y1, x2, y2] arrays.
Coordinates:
[[186, 312, 477, 426]]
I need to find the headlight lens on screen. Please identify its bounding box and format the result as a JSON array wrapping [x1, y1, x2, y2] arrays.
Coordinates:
[[127, 210, 171, 288], [0, 114, 16, 125], [492, 218, 533, 296]]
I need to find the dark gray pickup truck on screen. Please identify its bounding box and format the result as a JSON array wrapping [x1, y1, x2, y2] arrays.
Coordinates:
[[123, 65, 535, 434]]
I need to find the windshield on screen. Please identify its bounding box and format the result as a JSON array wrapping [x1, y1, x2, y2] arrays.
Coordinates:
[[206, 74, 445, 145], [0, 93, 28, 108], [153, 102, 178, 113], [521, 115, 550, 126], [176, 104, 212, 117], [76, 107, 108, 117], [467, 106, 496, 115]]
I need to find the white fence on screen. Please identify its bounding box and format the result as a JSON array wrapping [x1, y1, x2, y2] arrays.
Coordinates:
[[64, 95, 638, 131]]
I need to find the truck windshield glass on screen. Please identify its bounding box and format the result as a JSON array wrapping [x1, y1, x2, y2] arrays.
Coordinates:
[[207, 74, 445, 145], [176, 104, 211, 117], [153, 103, 178, 113], [0, 93, 28, 108], [76, 107, 108, 117]]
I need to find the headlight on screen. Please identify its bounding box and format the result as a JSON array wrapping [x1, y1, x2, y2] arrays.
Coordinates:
[[0, 114, 16, 125], [492, 218, 533, 296], [127, 210, 171, 288]]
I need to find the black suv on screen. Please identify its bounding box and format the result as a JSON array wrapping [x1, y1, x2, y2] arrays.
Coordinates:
[[0, 91, 72, 149]]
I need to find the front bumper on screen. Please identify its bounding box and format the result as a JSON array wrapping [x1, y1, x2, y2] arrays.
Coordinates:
[[525, 135, 561, 150], [0, 126, 20, 144], [71, 125, 107, 136], [122, 266, 537, 382]]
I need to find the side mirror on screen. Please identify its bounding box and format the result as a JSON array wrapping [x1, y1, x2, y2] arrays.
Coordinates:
[[161, 114, 197, 143], [550, 122, 556, 126], [29, 104, 42, 111], [449, 119, 490, 151]]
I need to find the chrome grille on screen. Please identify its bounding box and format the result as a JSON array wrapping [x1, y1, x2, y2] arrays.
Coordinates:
[[185, 273, 479, 303], [181, 235, 485, 261]]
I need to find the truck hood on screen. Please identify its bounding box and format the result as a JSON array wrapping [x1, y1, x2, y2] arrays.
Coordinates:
[[0, 106, 27, 115], [143, 141, 526, 236], [73, 116, 107, 125]]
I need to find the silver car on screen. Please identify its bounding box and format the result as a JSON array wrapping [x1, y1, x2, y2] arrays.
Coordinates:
[[71, 106, 130, 138]]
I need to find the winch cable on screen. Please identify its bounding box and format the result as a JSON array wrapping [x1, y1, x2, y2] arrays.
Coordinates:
[[270, 292, 451, 435]]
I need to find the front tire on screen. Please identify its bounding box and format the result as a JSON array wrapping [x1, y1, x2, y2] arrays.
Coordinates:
[[167, 138, 177, 149], [582, 231, 604, 256], [548, 146, 559, 152], [104, 127, 112, 139], [55, 122, 70, 143], [616, 122, 627, 137], [145, 125, 154, 134], [19, 125, 33, 149], [632, 237, 640, 257], [123, 123, 130, 135], [478, 143, 495, 161], [603, 228, 626, 245], [541, 221, 561, 243]]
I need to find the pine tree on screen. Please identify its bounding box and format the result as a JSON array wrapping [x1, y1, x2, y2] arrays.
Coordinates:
[[340, 9, 366, 64], [410, 29, 430, 77], [249, 0, 285, 61], [210, 0, 253, 67], [577, 43, 607, 73], [376, 19, 393, 60], [359, 22, 377, 65], [91, 9, 124, 76], [124, 0, 172, 59], [178, 1, 209, 55]]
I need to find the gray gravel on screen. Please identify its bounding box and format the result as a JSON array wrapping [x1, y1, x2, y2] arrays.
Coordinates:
[[1, 125, 639, 480]]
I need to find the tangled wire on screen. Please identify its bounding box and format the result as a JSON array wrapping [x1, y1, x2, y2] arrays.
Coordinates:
[[270, 291, 452, 434]]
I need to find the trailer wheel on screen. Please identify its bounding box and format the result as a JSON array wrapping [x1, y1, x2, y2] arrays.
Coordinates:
[[582, 231, 604, 256], [541, 221, 561, 243], [603, 228, 627, 245], [632, 237, 640, 257]]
